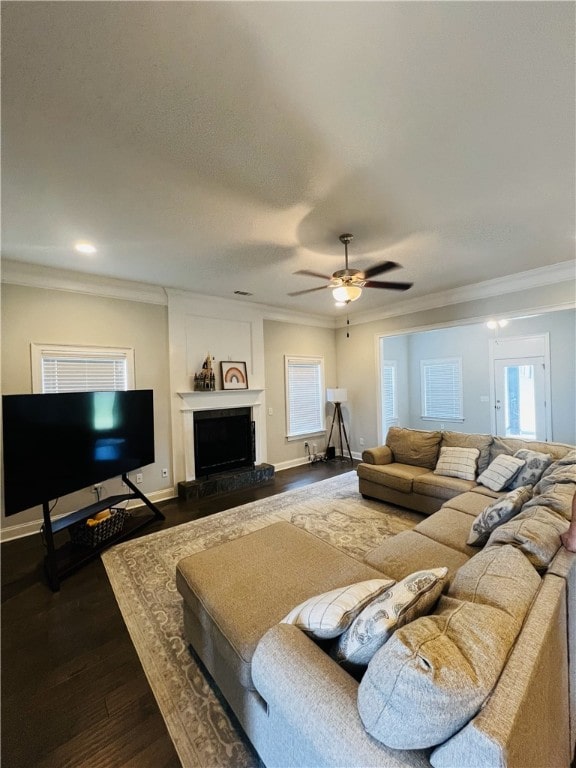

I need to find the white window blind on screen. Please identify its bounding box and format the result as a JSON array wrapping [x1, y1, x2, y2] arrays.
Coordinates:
[[381, 361, 398, 423], [285, 356, 325, 437], [32, 344, 134, 393], [421, 357, 463, 420]]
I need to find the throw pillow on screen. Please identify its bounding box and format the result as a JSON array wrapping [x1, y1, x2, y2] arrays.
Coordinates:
[[281, 578, 395, 639], [334, 567, 448, 668], [434, 447, 479, 481], [509, 449, 552, 489], [440, 431, 493, 473], [477, 454, 525, 492], [467, 485, 533, 547]]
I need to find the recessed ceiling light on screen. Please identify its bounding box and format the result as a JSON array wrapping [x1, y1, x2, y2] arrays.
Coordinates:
[[74, 241, 97, 254]]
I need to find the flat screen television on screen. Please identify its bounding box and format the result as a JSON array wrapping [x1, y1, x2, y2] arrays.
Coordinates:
[[2, 389, 155, 516]]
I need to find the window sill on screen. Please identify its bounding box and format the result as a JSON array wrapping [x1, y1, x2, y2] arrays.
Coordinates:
[[286, 431, 326, 442]]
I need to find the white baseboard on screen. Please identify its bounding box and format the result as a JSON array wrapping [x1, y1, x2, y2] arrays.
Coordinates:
[[0, 486, 177, 543], [273, 457, 310, 472], [274, 452, 361, 472]]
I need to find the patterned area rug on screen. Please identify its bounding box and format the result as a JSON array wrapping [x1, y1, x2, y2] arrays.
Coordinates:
[[101, 472, 421, 768]]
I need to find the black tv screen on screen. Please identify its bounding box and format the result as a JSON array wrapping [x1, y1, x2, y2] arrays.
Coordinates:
[[2, 390, 155, 516]]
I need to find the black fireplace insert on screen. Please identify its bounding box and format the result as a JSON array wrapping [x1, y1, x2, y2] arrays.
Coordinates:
[[193, 407, 255, 477]]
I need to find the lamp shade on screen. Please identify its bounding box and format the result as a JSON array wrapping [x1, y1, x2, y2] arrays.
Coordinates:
[[327, 388, 347, 403], [332, 284, 362, 303]]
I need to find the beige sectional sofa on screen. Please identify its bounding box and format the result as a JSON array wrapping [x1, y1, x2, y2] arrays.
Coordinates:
[[358, 426, 574, 515], [176, 430, 576, 768]]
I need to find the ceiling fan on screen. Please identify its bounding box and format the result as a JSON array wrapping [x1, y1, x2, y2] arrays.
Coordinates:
[[288, 233, 413, 305]]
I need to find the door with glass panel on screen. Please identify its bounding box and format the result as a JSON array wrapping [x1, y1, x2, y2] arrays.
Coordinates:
[[493, 357, 547, 441]]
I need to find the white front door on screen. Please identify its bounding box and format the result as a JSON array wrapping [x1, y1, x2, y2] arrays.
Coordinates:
[[490, 334, 551, 441], [493, 357, 548, 440]]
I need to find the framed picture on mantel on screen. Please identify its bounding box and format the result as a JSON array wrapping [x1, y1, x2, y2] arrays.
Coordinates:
[[221, 361, 248, 390]]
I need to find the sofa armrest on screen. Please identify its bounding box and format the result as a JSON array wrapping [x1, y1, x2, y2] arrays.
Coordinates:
[[252, 623, 430, 768], [362, 445, 393, 465]]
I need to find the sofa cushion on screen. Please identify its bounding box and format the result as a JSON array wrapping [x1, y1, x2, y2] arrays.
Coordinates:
[[441, 431, 493, 473], [415, 507, 477, 556], [486, 504, 569, 570], [334, 568, 447, 669], [357, 546, 540, 749], [413, 472, 476, 500], [534, 449, 576, 494], [470, 484, 503, 500], [467, 485, 534, 547], [386, 427, 442, 469], [434, 446, 479, 481], [491, 436, 573, 462], [509, 449, 552, 489], [281, 578, 395, 639], [524, 481, 576, 521], [442, 490, 497, 518], [364, 530, 470, 582], [176, 522, 386, 691], [477, 454, 525, 491], [357, 461, 430, 494]]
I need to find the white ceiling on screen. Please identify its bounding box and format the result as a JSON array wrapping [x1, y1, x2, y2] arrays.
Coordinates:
[[2, 1, 574, 318]]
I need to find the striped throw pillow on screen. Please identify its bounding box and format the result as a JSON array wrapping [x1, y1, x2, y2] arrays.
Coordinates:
[[434, 447, 479, 481], [281, 578, 395, 639], [477, 454, 525, 491]]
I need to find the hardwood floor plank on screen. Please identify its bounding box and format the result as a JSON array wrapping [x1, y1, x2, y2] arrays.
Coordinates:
[[1, 462, 355, 768]]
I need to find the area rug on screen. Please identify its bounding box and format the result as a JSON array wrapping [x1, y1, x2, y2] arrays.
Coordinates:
[[101, 472, 421, 768]]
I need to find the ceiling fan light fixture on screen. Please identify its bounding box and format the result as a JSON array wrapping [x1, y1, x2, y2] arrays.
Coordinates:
[[332, 284, 362, 303]]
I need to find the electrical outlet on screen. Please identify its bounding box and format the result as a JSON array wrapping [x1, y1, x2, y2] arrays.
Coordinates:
[[440, 423, 445, 429], [304, 441, 309, 449], [161, 468, 169, 478], [312, 442, 317, 453], [359, 437, 365, 446], [136, 472, 143, 484], [92, 484, 103, 495]]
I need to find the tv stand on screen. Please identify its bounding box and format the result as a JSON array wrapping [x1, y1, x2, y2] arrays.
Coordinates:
[[42, 474, 165, 591]]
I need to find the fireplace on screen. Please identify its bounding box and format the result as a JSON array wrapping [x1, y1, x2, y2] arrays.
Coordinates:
[[193, 407, 255, 477]]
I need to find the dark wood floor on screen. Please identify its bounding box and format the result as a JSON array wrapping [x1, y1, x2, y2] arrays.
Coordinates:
[[1, 460, 355, 768]]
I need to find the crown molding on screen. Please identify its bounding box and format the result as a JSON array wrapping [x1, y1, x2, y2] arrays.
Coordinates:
[[343, 261, 576, 327], [1, 259, 169, 305], [2, 260, 336, 328], [3, 258, 573, 330]]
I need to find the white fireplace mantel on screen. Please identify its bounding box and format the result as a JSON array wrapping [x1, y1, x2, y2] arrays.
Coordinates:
[[177, 389, 266, 480]]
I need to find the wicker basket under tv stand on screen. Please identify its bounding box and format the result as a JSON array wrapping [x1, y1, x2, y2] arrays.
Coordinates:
[[41, 473, 165, 591]]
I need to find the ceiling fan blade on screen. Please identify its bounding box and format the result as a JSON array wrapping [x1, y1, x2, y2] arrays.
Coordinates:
[[361, 261, 401, 279], [365, 280, 413, 291], [288, 285, 330, 296], [294, 269, 333, 280]]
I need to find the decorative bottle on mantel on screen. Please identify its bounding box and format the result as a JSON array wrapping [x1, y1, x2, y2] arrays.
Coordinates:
[[194, 354, 216, 391]]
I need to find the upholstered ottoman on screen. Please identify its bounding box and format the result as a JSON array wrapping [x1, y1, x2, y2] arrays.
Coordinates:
[[176, 521, 386, 730]]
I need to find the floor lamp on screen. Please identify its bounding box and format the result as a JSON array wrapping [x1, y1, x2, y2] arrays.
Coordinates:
[[326, 388, 353, 463]]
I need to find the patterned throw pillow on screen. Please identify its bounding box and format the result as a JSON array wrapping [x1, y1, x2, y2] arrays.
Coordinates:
[[281, 579, 395, 639], [477, 454, 525, 491], [467, 485, 533, 546], [509, 449, 552, 489], [334, 568, 448, 667], [434, 447, 479, 481]]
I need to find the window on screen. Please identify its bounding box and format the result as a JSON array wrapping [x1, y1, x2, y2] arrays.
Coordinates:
[[421, 357, 463, 421], [285, 356, 325, 438], [381, 360, 398, 429], [31, 344, 135, 393]]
